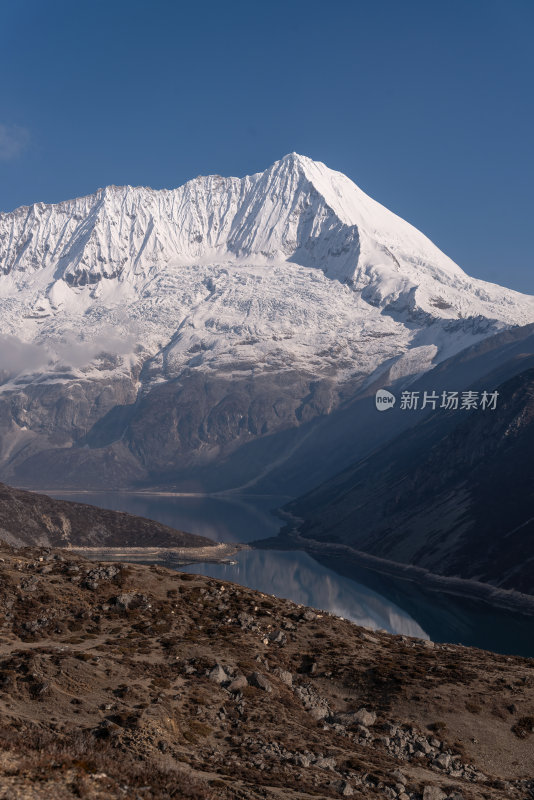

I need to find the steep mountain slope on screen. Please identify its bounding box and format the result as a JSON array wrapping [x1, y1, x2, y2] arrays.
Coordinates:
[[235, 321, 534, 496], [0, 482, 215, 549], [284, 366, 534, 596], [1, 154, 533, 489]]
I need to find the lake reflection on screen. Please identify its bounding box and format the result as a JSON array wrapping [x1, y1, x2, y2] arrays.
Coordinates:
[[49, 490, 427, 637], [181, 548, 428, 638], [47, 490, 534, 655]]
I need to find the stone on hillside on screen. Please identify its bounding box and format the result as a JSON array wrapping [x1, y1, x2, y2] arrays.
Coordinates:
[[268, 628, 287, 645], [273, 668, 293, 686], [227, 673, 248, 692], [114, 592, 136, 609], [314, 755, 336, 769], [423, 787, 447, 800], [334, 707, 376, 727], [435, 753, 451, 770], [309, 704, 329, 720], [390, 769, 406, 785], [208, 664, 227, 684], [248, 672, 272, 693]]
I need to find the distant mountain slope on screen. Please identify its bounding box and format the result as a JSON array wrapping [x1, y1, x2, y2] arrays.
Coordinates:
[[0, 154, 532, 489], [236, 322, 534, 496], [286, 367, 534, 595], [0, 483, 214, 549]]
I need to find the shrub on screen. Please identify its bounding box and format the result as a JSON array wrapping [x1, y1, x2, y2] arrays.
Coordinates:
[[465, 701, 482, 714]]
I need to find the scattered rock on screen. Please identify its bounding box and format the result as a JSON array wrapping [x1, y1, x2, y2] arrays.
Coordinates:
[[434, 753, 451, 770], [228, 673, 248, 692], [113, 592, 136, 610], [238, 612, 254, 628], [314, 755, 336, 769], [208, 664, 227, 685], [390, 769, 406, 785], [291, 752, 311, 767], [334, 708, 377, 727], [295, 684, 329, 719], [354, 707, 377, 727], [273, 668, 292, 686], [268, 628, 287, 645], [423, 787, 447, 800], [82, 565, 119, 590], [248, 672, 272, 693]]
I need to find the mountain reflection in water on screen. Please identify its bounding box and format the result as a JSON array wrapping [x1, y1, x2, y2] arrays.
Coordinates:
[[49, 490, 427, 638], [181, 548, 428, 638]]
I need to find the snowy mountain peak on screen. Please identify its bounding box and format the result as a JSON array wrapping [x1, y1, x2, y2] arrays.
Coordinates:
[[0, 154, 533, 338], [0, 155, 533, 490], [276, 151, 309, 168]]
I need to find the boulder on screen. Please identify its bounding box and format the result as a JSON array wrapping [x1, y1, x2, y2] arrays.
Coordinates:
[[268, 628, 287, 645], [423, 787, 447, 800], [248, 672, 272, 693], [273, 668, 292, 686], [227, 673, 248, 692], [334, 708, 376, 727], [390, 769, 407, 786], [208, 664, 227, 685]]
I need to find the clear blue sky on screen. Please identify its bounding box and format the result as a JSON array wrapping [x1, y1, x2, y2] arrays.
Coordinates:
[[1, 0, 533, 292]]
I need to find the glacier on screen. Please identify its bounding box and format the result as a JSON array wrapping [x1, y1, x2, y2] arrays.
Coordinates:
[[0, 153, 532, 490]]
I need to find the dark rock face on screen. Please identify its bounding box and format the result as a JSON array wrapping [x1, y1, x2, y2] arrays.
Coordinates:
[[0, 369, 339, 491], [123, 371, 336, 475], [0, 482, 214, 549], [1, 374, 138, 444], [2, 322, 534, 494], [0, 374, 144, 489], [288, 367, 534, 596]]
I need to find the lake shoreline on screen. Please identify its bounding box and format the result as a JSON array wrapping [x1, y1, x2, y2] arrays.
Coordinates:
[[68, 541, 248, 566], [40, 489, 534, 654], [252, 530, 534, 618]]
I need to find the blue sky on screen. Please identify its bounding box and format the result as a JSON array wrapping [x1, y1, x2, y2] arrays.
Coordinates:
[[1, 0, 533, 292]]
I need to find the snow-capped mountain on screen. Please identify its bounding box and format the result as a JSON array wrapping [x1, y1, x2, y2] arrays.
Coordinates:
[[0, 153, 532, 489]]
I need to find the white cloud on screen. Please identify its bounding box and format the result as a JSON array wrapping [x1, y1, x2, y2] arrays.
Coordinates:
[[0, 334, 48, 372], [0, 326, 138, 378], [53, 327, 138, 367], [0, 124, 30, 161]]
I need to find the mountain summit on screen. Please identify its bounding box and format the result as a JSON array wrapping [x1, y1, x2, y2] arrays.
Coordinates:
[[1, 153, 531, 325], [0, 155, 532, 489]]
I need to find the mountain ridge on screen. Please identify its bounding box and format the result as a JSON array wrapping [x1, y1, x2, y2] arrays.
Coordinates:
[[0, 481, 216, 549], [2, 152, 530, 319], [0, 154, 533, 489]]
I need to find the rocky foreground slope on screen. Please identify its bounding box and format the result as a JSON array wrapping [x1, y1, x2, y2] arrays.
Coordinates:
[[0, 544, 532, 800]]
